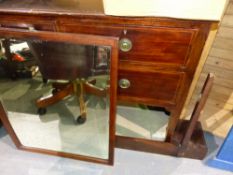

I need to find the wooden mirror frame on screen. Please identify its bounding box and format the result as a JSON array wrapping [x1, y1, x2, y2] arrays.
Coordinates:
[[0, 27, 119, 165]]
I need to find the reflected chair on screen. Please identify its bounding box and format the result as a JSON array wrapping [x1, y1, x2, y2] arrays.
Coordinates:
[[28, 41, 108, 124]]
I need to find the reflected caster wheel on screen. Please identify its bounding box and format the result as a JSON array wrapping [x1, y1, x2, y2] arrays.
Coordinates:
[[38, 108, 47, 115], [42, 78, 48, 84], [52, 88, 58, 95], [76, 115, 86, 124]]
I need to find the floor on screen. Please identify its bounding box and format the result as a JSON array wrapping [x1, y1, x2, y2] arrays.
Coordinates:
[[0, 127, 232, 175]]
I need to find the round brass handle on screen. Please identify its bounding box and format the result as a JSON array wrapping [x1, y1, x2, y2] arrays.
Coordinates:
[[119, 38, 132, 52], [119, 79, 131, 89]]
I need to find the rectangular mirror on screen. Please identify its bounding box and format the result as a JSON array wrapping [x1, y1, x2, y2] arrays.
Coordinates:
[[0, 28, 118, 165]]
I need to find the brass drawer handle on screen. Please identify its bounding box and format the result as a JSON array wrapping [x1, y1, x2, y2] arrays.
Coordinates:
[[119, 38, 132, 52], [119, 79, 131, 89]]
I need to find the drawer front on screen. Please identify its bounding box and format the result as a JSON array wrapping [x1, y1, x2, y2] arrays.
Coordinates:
[[0, 17, 56, 31], [58, 23, 196, 66], [0, 23, 55, 31], [118, 70, 184, 105], [119, 27, 195, 65]]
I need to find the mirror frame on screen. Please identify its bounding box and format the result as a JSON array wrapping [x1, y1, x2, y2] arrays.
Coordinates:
[[0, 27, 119, 165]]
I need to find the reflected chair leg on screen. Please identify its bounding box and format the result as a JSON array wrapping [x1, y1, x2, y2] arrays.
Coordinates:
[[79, 81, 87, 118], [36, 84, 74, 109], [84, 82, 107, 97], [74, 80, 87, 124], [88, 79, 96, 85], [52, 82, 70, 91]]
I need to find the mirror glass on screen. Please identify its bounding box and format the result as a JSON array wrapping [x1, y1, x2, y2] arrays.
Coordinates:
[[116, 102, 170, 142], [0, 38, 112, 160]]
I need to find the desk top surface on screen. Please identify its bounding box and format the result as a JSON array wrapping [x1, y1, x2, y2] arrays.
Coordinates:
[[0, 0, 228, 21], [0, 0, 104, 15]]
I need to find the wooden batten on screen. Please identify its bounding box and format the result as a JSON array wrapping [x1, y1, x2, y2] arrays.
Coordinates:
[[213, 36, 233, 50], [206, 56, 233, 71], [209, 47, 233, 60], [226, 2, 233, 14], [218, 27, 233, 39], [222, 15, 233, 27]]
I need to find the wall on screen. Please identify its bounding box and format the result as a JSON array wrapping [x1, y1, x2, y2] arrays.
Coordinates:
[[186, 0, 233, 138]]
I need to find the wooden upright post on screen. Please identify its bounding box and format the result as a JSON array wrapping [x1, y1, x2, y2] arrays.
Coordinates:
[[178, 73, 214, 155]]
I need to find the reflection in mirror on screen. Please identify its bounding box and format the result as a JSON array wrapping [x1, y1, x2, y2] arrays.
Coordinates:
[[116, 103, 170, 142], [0, 38, 111, 160]]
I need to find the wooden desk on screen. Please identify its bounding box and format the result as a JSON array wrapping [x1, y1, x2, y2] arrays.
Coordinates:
[[0, 0, 214, 160]]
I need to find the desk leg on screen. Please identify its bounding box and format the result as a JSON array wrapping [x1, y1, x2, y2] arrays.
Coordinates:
[[166, 109, 181, 143]]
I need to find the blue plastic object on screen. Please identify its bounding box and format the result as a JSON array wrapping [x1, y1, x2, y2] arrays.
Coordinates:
[[207, 126, 233, 172]]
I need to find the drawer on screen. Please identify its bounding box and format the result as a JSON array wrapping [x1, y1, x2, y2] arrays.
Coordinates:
[[58, 23, 197, 66], [0, 23, 55, 31], [0, 17, 56, 31], [118, 70, 184, 106], [119, 27, 196, 66]]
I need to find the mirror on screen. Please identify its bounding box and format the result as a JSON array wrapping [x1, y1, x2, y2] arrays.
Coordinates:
[[0, 29, 118, 165]]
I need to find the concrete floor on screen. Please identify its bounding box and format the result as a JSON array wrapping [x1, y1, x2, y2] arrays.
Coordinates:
[[0, 127, 232, 175]]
